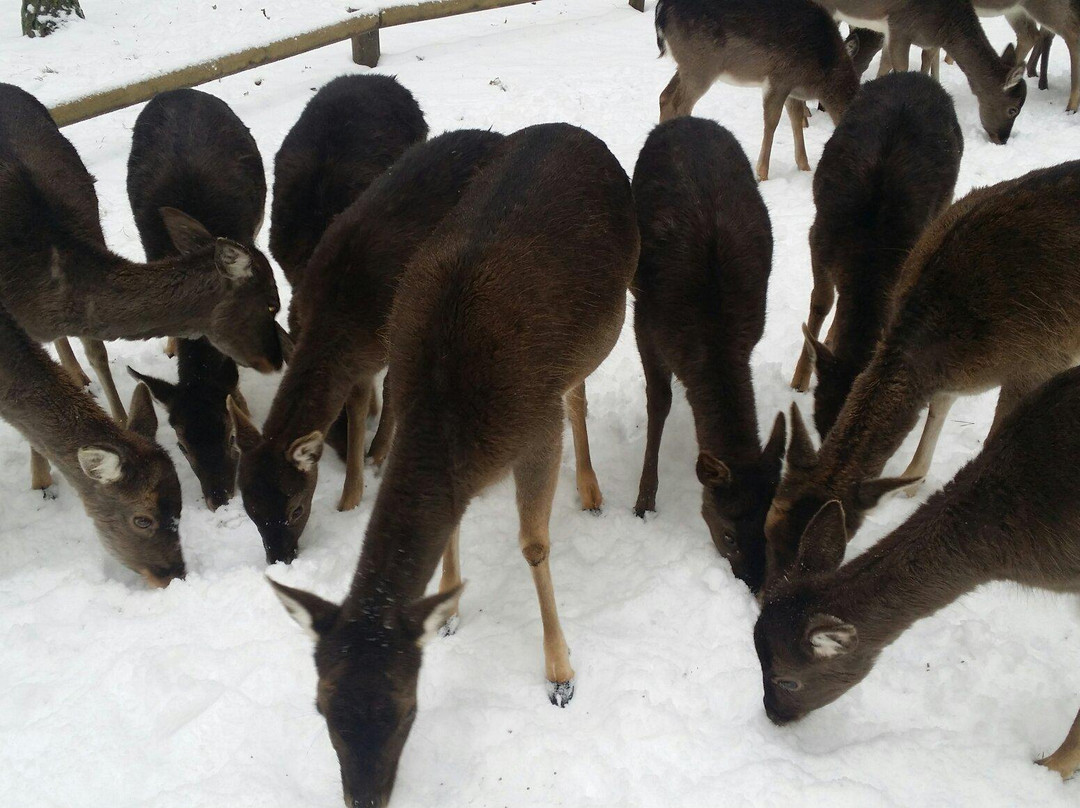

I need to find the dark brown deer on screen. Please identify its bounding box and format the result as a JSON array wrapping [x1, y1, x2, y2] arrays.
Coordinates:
[[655, 0, 860, 181], [125, 88, 265, 511], [0, 301, 184, 586], [1027, 26, 1054, 90], [268, 123, 638, 807], [236, 129, 506, 565], [755, 365, 1080, 778], [765, 159, 1080, 590], [810, 0, 1027, 141], [631, 116, 784, 593], [790, 72, 963, 438]]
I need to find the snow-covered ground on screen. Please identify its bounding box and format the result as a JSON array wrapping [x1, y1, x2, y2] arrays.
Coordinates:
[[3, 1, 1080, 806]]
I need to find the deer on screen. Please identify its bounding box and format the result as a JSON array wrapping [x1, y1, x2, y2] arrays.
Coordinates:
[[270, 73, 428, 463], [809, 0, 1028, 142], [755, 364, 1080, 779], [267, 122, 638, 807], [1028, 26, 1055, 90], [790, 72, 963, 440], [234, 129, 507, 565], [0, 84, 283, 495], [631, 116, 785, 594], [655, 0, 860, 181], [0, 300, 185, 586], [764, 159, 1080, 592], [125, 88, 266, 512]]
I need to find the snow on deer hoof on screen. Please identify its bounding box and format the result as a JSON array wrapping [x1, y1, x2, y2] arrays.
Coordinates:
[[900, 479, 924, 498], [37, 484, 59, 501], [337, 489, 362, 512], [1036, 754, 1078, 780], [438, 614, 460, 638], [578, 480, 603, 513], [547, 678, 575, 708]]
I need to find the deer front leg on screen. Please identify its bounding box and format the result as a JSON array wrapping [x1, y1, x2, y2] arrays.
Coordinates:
[[514, 429, 574, 707], [230, 385, 251, 418], [791, 272, 836, 392], [30, 448, 54, 494], [81, 338, 126, 423], [785, 97, 811, 172], [566, 381, 602, 512], [1038, 706, 1080, 779], [54, 338, 90, 387], [633, 316, 673, 517], [876, 38, 894, 77], [900, 391, 957, 494], [1065, 36, 1080, 113], [889, 36, 912, 72], [756, 87, 788, 182], [367, 371, 395, 467], [337, 382, 372, 512], [437, 525, 462, 637], [920, 48, 940, 80]]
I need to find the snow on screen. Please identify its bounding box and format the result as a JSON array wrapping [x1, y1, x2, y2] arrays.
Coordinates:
[[2, 1, 1080, 806]]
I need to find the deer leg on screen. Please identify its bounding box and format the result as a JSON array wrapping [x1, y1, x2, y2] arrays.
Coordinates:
[[944, 52, 955, 66], [920, 48, 940, 80], [1040, 33, 1053, 90], [1038, 706, 1080, 779], [566, 381, 602, 512], [30, 448, 54, 493], [889, 36, 912, 73], [164, 337, 177, 358], [633, 317, 673, 518], [81, 339, 126, 423], [54, 338, 90, 387], [785, 97, 811, 172], [514, 428, 574, 706], [876, 39, 894, 77], [791, 274, 836, 392], [436, 525, 462, 636], [756, 87, 788, 182], [660, 69, 713, 123], [900, 391, 957, 494], [230, 385, 251, 418], [1006, 11, 1040, 64], [367, 372, 395, 467], [337, 382, 372, 512], [1065, 35, 1080, 113]]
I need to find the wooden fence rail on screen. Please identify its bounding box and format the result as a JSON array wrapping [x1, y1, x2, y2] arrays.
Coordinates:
[[50, 0, 539, 127]]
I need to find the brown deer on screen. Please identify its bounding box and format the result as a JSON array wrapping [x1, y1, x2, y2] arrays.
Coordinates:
[[125, 88, 265, 511], [235, 129, 507, 565], [655, 0, 860, 181], [1027, 26, 1055, 89], [765, 159, 1080, 591], [268, 123, 638, 807], [810, 0, 1028, 141], [0, 301, 184, 586], [755, 365, 1080, 778], [631, 116, 784, 593], [790, 72, 963, 438]]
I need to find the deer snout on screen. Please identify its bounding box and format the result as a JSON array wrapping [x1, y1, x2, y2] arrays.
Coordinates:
[[141, 562, 186, 588], [205, 488, 231, 512]]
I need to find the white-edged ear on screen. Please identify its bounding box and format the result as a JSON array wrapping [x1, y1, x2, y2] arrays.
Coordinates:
[[267, 577, 341, 641], [287, 431, 324, 472], [215, 239, 253, 281], [399, 584, 466, 647], [77, 447, 123, 484], [806, 614, 858, 659]]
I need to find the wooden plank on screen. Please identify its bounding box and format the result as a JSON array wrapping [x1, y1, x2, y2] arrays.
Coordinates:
[[381, 0, 537, 28], [629, 0, 645, 11], [50, 13, 378, 127], [352, 28, 381, 67]]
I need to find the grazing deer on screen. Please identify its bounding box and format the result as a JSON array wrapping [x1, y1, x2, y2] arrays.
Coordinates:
[[791, 73, 963, 438], [268, 123, 638, 807], [631, 117, 784, 593], [235, 129, 506, 565], [125, 88, 265, 511], [765, 159, 1080, 590], [0, 301, 184, 586], [655, 0, 860, 181], [755, 365, 1080, 778], [810, 0, 1028, 141]]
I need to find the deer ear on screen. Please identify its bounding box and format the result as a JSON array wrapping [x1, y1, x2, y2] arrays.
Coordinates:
[[856, 475, 921, 509], [1004, 63, 1026, 90], [796, 500, 847, 576], [801, 323, 835, 373], [787, 403, 818, 470], [805, 613, 858, 659], [126, 366, 176, 409], [227, 395, 261, 453], [214, 239, 253, 281], [696, 452, 732, 489], [761, 411, 787, 471], [126, 382, 158, 439], [268, 577, 341, 640], [276, 322, 295, 363], [398, 584, 466, 646], [77, 447, 124, 484], [160, 207, 214, 255], [287, 431, 323, 472]]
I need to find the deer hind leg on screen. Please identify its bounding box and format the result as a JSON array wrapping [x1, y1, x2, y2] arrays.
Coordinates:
[[920, 48, 940, 80], [659, 69, 713, 123], [633, 316, 673, 517], [437, 525, 462, 636], [566, 381, 602, 512], [81, 339, 126, 423], [785, 97, 811, 172], [1038, 32, 1053, 90], [1006, 11, 1040, 65], [337, 381, 372, 512], [54, 338, 90, 387], [757, 87, 789, 182], [367, 371, 395, 468], [876, 38, 894, 77], [163, 337, 177, 358], [30, 448, 54, 493], [1038, 706, 1080, 779], [1065, 33, 1080, 112], [791, 270, 836, 392], [514, 428, 575, 706], [899, 391, 957, 495], [888, 36, 913, 72]]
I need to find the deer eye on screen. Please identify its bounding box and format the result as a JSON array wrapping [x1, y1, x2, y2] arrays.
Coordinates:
[[1008, 106, 1019, 118], [773, 677, 801, 692], [177, 443, 190, 456], [290, 505, 304, 522], [133, 515, 153, 530], [723, 532, 737, 549]]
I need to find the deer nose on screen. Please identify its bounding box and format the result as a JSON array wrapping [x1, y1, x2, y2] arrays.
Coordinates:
[[205, 489, 230, 511]]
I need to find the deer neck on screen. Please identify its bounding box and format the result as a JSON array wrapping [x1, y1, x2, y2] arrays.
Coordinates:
[[945, 24, 1005, 97], [692, 360, 763, 466]]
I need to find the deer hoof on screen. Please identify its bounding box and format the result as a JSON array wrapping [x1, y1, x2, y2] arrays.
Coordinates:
[[37, 484, 59, 501], [1036, 754, 1078, 780], [547, 678, 575, 708], [438, 614, 460, 638], [337, 490, 362, 512], [633, 497, 655, 519], [577, 478, 603, 512], [900, 479, 924, 498]]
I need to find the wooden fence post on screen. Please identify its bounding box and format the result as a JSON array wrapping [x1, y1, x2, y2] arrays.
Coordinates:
[[629, 0, 645, 11], [352, 28, 381, 66]]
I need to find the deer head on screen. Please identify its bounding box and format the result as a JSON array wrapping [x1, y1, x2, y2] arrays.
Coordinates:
[[127, 363, 240, 511], [232, 398, 320, 564], [159, 207, 284, 373], [269, 578, 462, 808], [78, 382, 185, 587], [697, 412, 785, 593], [977, 44, 1027, 145]]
